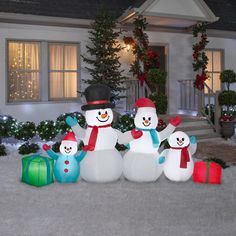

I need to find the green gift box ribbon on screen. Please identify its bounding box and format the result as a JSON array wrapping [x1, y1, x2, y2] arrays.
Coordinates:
[[22, 154, 54, 187]]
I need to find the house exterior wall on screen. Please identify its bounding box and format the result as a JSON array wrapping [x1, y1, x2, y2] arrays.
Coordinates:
[[0, 22, 235, 123]]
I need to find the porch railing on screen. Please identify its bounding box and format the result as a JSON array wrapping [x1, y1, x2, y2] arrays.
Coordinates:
[[125, 79, 151, 112], [178, 79, 221, 133]]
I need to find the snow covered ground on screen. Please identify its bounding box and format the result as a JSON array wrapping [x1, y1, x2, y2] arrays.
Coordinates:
[[0, 144, 236, 236]]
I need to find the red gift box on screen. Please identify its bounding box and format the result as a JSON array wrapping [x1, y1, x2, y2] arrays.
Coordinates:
[[192, 161, 222, 184]]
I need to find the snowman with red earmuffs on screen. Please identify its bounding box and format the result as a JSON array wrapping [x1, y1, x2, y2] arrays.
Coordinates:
[[117, 98, 182, 182], [66, 84, 123, 183]]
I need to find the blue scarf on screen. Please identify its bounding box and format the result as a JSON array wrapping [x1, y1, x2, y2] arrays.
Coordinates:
[[136, 128, 159, 148]]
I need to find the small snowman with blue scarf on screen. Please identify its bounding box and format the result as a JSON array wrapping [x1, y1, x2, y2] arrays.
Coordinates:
[[43, 131, 85, 183], [118, 98, 181, 182]]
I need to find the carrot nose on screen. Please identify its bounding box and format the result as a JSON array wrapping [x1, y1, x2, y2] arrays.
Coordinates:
[[144, 120, 149, 124], [178, 140, 182, 143], [101, 113, 107, 119]]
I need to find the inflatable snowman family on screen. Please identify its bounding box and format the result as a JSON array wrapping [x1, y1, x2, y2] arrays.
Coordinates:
[[64, 84, 196, 183]]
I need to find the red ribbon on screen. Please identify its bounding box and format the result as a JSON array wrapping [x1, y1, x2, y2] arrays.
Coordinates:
[[82, 124, 111, 151], [171, 145, 190, 169], [87, 100, 110, 105]]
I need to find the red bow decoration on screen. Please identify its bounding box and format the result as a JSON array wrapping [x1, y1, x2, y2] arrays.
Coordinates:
[[138, 73, 147, 87]]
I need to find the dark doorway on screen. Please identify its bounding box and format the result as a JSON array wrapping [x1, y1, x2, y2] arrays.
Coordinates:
[[149, 45, 166, 95]]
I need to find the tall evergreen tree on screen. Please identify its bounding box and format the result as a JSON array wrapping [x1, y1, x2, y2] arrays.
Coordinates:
[[82, 10, 126, 101]]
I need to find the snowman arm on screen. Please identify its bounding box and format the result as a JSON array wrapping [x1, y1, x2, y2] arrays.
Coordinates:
[[45, 149, 59, 160], [75, 151, 87, 163], [117, 130, 134, 145], [71, 123, 86, 141], [159, 124, 176, 142]]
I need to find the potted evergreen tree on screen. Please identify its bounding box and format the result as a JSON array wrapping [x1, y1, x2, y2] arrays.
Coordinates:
[[218, 69, 236, 139]]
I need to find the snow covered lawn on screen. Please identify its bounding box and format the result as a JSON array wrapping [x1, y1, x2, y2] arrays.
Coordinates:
[[0, 144, 236, 236]]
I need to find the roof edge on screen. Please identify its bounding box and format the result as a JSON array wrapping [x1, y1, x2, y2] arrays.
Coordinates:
[[0, 12, 92, 28]]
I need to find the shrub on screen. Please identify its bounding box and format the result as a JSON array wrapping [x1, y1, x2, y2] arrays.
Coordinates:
[[18, 142, 40, 155], [56, 112, 86, 134], [147, 68, 167, 85], [0, 144, 7, 156], [37, 120, 57, 141], [149, 93, 168, 114]]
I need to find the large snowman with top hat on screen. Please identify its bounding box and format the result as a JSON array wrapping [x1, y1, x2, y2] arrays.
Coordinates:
[[66, 84, 123, 183], [118, 98, 182, 182]]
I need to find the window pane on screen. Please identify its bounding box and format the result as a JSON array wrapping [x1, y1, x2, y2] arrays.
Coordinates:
[[64, 45, 77, 70], [205, 50, 212, 72], [8, 72, 40, 101], [49, 44, 63, 70], [212, 73, 221, 92], [213, 51, 221, 72], [49, 72, 64, 99], [8, 41, 40, 102], [204, 73, 212, 94], [64, 72, 77, 97]]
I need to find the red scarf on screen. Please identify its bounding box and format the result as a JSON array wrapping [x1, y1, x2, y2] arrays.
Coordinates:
[[82, 124, 111, 152], [171, 145, 190, 169]]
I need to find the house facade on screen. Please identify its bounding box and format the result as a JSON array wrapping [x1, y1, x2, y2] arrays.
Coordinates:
[[0, 0, 235, 123]]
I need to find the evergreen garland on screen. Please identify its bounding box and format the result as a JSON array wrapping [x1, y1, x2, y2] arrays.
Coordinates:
[[82, 9, 126, 101], [130, 15, 149, 85], [37, 120, 57, 141], [192, 22, 209, 90]]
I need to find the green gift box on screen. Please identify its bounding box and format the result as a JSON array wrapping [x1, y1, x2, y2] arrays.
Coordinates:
[[22, 154, 54, 187]]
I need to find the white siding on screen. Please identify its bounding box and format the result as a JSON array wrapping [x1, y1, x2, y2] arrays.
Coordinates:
[[0, 22, 235, 123]]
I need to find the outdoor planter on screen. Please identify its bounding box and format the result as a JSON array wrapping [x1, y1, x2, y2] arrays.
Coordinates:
[[220, 121, 235, 139]]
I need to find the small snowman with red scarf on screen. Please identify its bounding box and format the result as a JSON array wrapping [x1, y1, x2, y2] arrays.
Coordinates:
[[66, 84, 123, 183], [118, 98, 182, 182], [163, 131, 197, 182], [43, 131, 86, 183]]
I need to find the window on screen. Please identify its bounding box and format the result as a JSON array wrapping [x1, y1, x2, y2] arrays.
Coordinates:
[[7, 40, 79, 103], [8, 41, 40, 102], [49, 43, 79, 100], [205, 49, 223, 93]]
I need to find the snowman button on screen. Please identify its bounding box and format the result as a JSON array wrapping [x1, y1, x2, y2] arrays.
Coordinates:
[[65, 160, 69, 165], [64, 168, 68, 173]]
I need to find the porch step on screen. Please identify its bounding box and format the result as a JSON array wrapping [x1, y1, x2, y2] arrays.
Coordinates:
[[160, 115, 222, 141]]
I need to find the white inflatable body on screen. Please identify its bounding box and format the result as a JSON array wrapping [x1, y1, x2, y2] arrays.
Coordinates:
[[71, 108, 123, 183], [120, 106, 176, 182], [163, 131, 196, 182]]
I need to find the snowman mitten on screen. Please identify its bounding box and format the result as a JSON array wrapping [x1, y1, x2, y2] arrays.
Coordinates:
[[158, 156, 166, 164], [190, 136, 197, 144], [66, 116, 78, 127]]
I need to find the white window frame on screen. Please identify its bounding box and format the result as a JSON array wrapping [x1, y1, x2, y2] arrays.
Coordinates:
[[6, 39, 81, 104], [48, 42, 80, 101]]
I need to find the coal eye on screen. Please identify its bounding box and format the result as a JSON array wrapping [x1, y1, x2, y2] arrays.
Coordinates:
[[176, 138, 179, 141], [143, 117, 145, 121], [70, 147, 72, 150], [64, 147, 66, 149], [105, 111, 108, 114], [98, 111, 101, 115], [182, 138, 185, 141], [148, 117, 151, 121]]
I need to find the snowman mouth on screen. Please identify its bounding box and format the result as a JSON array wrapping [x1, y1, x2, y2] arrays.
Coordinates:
[[177, 142, 184, 146], [65, 150, 71, 154], [142, 122, 151, 127], [96, 116, 110, 122]]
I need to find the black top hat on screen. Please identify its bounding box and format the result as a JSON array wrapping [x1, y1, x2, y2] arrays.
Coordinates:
[[81, 84, 115, 111]]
